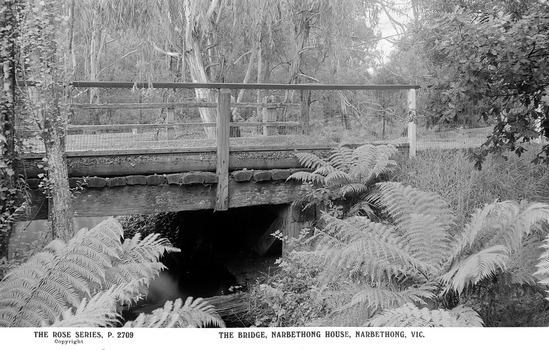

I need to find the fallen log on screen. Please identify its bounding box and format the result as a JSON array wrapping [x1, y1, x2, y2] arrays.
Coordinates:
[[205, 292, 252, 327]]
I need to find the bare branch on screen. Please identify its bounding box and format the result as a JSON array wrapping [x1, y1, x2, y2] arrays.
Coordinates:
[[151, 41, 181, 58]]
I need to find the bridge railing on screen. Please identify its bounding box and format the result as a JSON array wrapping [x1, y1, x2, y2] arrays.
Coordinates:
[[16, 82, 420, 157]]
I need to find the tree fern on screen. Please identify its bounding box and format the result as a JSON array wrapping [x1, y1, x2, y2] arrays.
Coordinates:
[[289, 144, 398, 208], [314, 213, 436, 283], [0, 218, 192, 327], [284, 179, 549, 326], [124, 297, 225, 328], [442, 201, 549, 294]]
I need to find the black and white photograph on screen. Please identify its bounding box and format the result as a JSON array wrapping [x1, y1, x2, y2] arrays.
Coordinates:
[[1, 0, 548, 348]]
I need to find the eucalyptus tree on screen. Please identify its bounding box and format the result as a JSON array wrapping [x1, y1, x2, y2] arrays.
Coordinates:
[[73, 0, 385, 136]]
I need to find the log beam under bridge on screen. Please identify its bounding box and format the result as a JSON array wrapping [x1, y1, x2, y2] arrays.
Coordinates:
[[20, 169, 309, 221]]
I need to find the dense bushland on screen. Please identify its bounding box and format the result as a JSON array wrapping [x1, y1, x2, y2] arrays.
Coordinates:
[[249, 146, 549, 327]]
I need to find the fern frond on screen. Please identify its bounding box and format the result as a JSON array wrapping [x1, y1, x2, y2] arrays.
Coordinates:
[[338, 183, 368, 197], [367, 303, 483, 327], [504, 233, 544, 286], [446, 200, 549, 273], [440, 245, 509, 294], [287, 171, 326, 185], [448, 305, 484, 327], [0, 218, 124, 327], [295, 152, 329, 170], [316, 214, 436, 283], [534, 236, 549, 295], [123, 297, 225, 328], [337, 283, 436, 314], [352, 144, 397, 183], [328, 146, 355, 172], [0, 217, 179, 327], [324, 169, 353, 187], [50, 285, 124, 327], [402, 213, 453, 270], [376, 182, 455, 234]]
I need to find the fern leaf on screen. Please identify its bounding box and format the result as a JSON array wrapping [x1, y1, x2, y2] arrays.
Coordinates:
[[440, 245, 509, 294], [50, 285, 123, 327], [534, 236, 549, 296], [316, 214, 436, 283], [0, 218, 124, 327], [338, 183, 368, 197], [337, 283, 436, 314], [353, 144, 397, 183], [367, 303, 483, 327], [503, 232, 544, 286], [0, 217, 178, 327], [287, 171, 326, 185], [376, 182, 455, 234], [328, 146, 355, 172], [446, 200, 549, 273], [295, 152, 329, 170], [123, 297, 225, 328], [402, 213, 453, 270], [324, 169, 352, 187]]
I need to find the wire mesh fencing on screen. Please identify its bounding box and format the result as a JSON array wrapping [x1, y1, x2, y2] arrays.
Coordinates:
[[16, 82, 420, 153]]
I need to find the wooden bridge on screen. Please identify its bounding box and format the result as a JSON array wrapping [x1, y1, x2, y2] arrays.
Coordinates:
[[16, 82, 419, 222]]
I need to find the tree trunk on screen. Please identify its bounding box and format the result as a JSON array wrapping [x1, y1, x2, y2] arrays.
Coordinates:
[[43, 86, 74, 242], [88, 6, 104, 124], [183, 0, 218, 139], [282, 3, 312, 121], [185, 38, 218, 138], [26, 0, 75, 242]]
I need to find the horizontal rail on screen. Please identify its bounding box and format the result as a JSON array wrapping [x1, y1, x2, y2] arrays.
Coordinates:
[[70, 102, 300, 110], [67, 121, 299, 130], [16, 121, 301, 134], [18, 80, 421, 91]]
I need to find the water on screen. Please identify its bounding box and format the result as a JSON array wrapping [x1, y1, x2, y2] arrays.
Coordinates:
[[9, 217, 110, 259]]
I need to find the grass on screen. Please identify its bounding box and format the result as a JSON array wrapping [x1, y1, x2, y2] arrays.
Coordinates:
[[391, 145, 549, 228]]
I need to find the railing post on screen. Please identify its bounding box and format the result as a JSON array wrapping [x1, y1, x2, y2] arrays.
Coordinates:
[[262, 96, 278, 136], [166, 107, 175, 140], [300, 89, 310, 135], [407, 88, 417, 158], [216, 89, 231, 211]]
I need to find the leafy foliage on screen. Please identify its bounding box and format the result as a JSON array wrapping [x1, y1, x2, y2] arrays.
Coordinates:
[[248, 251, 330, 327], [288, 143, 397, 217], [124, 297, 225, 328], [0, 217, 223, 328], [262, 179, 549, 326], [368, 303, 483, 327], [416, 1, 549, 164], [0, 0, 26, 267], [535, 234, 549, 301]]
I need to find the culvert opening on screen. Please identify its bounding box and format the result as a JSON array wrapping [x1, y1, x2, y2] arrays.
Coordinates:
[[122, 204, 286, 326]]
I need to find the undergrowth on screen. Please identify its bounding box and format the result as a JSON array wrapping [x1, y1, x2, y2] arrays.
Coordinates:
[[248, 144, 549, 327], [392, 147, 549, 228]]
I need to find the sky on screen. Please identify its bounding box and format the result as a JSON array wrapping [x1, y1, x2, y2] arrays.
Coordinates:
[[375, 1, 413, 61]]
